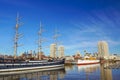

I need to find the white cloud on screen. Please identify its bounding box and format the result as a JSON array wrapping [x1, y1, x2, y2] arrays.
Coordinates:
[[107, 40, 120, 46], [65, 41, 98, 50]]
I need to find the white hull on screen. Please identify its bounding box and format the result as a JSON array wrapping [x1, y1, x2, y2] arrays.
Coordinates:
[[0, 64, 64, 75], [77, 60, 100, 65], [0, 64, 64, 72]]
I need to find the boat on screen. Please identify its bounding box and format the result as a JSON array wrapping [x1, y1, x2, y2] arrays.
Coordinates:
[[77, 60, 100, 65], [0, 14, 65, 73], [77, 56, 100, 65], [0, 58, 65, 73]]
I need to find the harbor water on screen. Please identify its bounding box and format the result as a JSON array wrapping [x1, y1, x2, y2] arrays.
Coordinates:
[[0, 63, 120, 80]]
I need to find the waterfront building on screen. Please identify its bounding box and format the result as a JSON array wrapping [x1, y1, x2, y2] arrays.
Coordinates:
[[98, 41, 109, 59], [65, 56, 74, 61], [58, 46, 64, 58], [0, 55, 4, 58], [32, 50, 37, 58], [29, 50, 32, 54], [93, 52, 99, 57], [20, 53, 27, 59], [50, 44, 56, 58], [74, 51, 82, 59]]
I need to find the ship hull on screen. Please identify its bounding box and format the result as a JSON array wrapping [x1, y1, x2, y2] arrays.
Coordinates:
[[0, 60, 65, 75], [77, 60, 100, 65], [0, 64, 64, 75]]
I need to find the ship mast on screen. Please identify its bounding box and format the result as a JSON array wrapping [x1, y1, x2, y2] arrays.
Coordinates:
[[38, 22, 44, 60], [14, 13, 23, 59], [53, 28, 60, 58]]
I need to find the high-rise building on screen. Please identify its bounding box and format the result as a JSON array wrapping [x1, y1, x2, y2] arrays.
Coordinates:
[[50, 44, 56, 58], [58, 46, 64, 58], [98, 41, 109, 59]]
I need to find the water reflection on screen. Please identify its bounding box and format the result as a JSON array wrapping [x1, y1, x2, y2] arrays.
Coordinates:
[[0, 64, 118, 80], [77, 63, 113, 80], [78, 64, 100, 73], [65, 64, 74, 71], [100, 63, 112, 80], [77, 64, 100, 80], [0, 69, 65, 80]]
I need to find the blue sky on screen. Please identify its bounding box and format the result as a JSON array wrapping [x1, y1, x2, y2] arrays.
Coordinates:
[[0, 0, 120, 56]]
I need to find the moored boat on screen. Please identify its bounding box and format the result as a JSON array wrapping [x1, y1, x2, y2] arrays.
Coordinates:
[[0, 14, 65, 74], [77, 60, 100, 65], [0, 58, 65, 73], [77, 56, 100, 65]]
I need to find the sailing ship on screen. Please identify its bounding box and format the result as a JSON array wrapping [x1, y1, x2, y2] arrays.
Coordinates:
[[0, 14, 65, 74]]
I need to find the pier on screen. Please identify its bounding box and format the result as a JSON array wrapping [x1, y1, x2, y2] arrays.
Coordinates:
[[104, 61, 120, 69]]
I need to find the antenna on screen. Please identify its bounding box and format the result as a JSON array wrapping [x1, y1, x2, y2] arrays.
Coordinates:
[[14, 13, 23, 59]]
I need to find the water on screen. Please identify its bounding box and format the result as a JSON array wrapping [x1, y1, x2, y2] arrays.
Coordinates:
[[0, 64, 120, 80]]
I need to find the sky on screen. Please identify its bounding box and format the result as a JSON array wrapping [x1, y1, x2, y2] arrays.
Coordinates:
[[0, 0, 120, 56]]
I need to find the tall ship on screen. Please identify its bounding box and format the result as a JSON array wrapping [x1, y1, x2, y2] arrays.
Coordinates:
[[0, 14, 65, 75]]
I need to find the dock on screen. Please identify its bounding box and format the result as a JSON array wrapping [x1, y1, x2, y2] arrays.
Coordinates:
[[104, 61, 120, 69], [65, 60, 76, 65]]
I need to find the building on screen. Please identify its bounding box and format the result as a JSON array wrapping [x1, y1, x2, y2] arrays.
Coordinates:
[[98, 41, 109, 59], [65, 56, 74, 61], [74, 51, 82, 59], [50, 44, 56, 58], [58, 46, 64, 58]]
